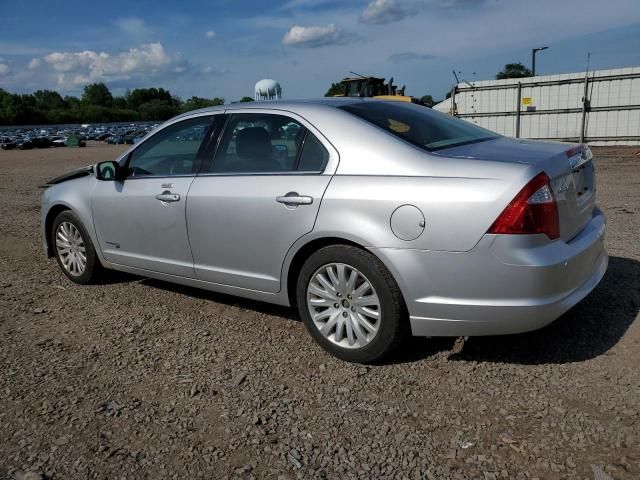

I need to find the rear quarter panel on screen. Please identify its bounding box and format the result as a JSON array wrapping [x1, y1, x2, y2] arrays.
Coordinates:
[[316, 159, 532, 252], [295, 104, 537, 252]]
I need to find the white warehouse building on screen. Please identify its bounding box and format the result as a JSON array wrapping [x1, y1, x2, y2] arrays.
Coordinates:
[[434, 66, 640, 145]]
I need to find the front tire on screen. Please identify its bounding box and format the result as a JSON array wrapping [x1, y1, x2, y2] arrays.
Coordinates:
[[51, 210, 103, 284], [296, 245, 408, 363]]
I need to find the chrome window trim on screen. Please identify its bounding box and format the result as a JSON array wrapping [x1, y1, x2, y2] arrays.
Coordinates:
[[197, 171, 325, 178], [118, 173, 196, 180]]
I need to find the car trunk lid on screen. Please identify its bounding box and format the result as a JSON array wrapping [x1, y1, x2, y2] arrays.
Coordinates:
[[434, 137, 596, 242], [553, 145, 596, 242]]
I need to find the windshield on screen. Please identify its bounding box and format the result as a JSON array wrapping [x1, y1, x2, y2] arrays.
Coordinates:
[[339, 101, 498, 151]]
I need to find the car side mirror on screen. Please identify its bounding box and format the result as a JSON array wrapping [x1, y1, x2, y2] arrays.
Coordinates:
[[96, 160, 123, 181]]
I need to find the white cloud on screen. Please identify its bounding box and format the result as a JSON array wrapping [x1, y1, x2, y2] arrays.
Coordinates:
[[360, 0, 409, 25], [41, 43, 173, 87], [28, 58, 42, 69], [0, 64, 9, 76], [205, 30, 216, 39], [115, 17, 153, 37], [282, 24, 345, 48]]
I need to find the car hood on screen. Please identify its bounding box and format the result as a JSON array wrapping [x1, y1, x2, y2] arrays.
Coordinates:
[[42, 164, 94, 187]]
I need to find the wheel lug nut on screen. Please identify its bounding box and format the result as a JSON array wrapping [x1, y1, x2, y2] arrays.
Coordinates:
[[351, 307, 355, 312], [337, 293, 341, 297], [342, 311, 348, 317], [334, 303, 339, 308], [347, 295, 352, 299]]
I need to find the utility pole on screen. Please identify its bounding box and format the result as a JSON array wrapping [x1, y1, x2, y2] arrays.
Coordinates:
[[580, 52, 591, 143], [450, 86, 457, 116], [531, 46, 548, 76], [515, 82, 522, 138], [450, 70, 460, 116]]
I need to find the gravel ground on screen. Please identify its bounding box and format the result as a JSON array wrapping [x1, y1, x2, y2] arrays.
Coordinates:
[[0, 143, 638, 480]]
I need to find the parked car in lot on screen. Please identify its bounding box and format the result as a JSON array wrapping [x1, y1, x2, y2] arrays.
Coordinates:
[[105, 135, 125, 144], [31, 136, 52, 148], [0, 123, 158, 151], [17, 138, 34, 150], [50, 136, 67, 147], [1, 137, 17, 150], [41, 99, 607, 362]]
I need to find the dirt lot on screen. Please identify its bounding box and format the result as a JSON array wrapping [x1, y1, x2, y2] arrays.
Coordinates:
[[0, 143, 638, 480]]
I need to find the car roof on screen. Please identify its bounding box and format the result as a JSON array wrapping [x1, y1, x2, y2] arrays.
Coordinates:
[[175, 97, 370, 119]]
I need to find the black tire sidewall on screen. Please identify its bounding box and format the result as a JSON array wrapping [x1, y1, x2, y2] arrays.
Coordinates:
[[51, 211, 99, 284], [296, 245, 405, 363]]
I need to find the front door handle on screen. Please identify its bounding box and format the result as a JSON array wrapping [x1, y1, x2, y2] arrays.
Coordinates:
[[276, 192, 313, 206], [155, 191, 181, 202]]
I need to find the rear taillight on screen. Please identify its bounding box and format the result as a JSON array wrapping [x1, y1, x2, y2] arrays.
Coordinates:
[[488, 172, 560, 240], [564, 145, 583, 158]]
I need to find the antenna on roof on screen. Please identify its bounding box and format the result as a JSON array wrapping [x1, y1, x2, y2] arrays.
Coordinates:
[[453, 69, 475, 89], [349, 71, 368, 79]]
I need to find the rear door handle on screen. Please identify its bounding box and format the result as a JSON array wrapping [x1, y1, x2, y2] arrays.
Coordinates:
[[276, 192, 313, 206], [155, 191, 181, 202]]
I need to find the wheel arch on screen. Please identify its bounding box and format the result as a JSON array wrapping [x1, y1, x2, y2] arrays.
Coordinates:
[[286, 237, 364, 307], [284, 235, 409, 311], [44, 203, 72, 257]]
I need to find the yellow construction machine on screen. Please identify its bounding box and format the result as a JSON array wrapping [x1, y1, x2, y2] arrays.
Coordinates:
[[334, 75, 422, 104]]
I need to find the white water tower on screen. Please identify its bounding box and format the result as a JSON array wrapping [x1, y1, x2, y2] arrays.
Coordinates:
[[255, 79, 282, 101]]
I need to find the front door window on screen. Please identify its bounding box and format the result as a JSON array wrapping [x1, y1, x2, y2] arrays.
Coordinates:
[[126, 116, 213, 177]]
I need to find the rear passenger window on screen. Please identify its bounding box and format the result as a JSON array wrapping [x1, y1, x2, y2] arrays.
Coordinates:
[[213, 114, 305, 173], [298, 132, 329, 172], [210, 113, 329, 174]]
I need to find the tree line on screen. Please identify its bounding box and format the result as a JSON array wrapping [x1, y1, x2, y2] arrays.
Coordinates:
[[0, 83, 255, 126], [0, 63, 535, 126]]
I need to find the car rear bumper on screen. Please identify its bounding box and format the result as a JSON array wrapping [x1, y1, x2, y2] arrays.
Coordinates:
[[372, 208, 607, 337]]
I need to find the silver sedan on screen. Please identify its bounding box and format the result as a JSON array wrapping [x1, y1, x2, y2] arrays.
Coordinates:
[[41, 99, 608, 363]]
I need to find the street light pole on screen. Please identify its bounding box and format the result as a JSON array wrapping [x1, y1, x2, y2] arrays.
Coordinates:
[[531, 46, 548, 76]]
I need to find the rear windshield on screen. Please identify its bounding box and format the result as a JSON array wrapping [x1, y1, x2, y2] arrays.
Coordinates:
[[339, 101, 498, 151]]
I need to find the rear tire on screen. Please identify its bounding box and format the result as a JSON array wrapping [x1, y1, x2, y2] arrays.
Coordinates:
[[51, 210, 103, 284], [296, 245, 408, 363]]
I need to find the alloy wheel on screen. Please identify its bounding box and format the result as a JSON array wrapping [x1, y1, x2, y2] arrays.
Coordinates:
[[306, 262, 381, 349], [55, 221, 87, 276]]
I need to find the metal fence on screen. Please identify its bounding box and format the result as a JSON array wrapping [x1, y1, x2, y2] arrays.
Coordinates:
[[433, 66, 640, 145]]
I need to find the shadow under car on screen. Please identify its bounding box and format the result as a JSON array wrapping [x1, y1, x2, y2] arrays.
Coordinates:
[[104, 255, 639, 366]]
